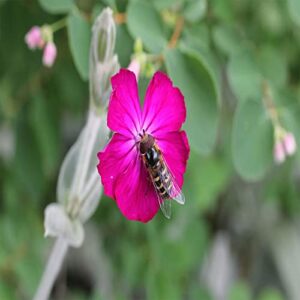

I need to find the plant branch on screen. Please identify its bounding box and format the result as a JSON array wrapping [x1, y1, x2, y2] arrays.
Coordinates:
[[262, 80, 280, 127], [51, 17, 67, 32]]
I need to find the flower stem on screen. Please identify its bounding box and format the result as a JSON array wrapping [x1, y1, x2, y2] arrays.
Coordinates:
[[114, 12, 126, 24], [146, 53, 164, 63], [168, 15, 184, 48], [262, 81, 280, 128], [33, 238, 68, 300], [51, 18, 67, 32]]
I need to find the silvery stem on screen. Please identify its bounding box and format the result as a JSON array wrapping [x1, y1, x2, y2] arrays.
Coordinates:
[[68, 112, 94, 200], [33, 238, 68, 300], [75, 111, 101, 197]]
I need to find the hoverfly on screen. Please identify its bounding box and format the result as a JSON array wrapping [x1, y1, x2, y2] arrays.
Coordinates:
[[139, 130, 185, 219]]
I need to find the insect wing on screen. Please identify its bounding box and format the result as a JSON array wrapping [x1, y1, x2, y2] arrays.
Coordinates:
[[160, 155, 185, 205], [154, 187, 172, 219], [148, 169, 172, 219]]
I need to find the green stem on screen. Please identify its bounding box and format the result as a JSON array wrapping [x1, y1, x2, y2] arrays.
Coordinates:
[[262, 80, 280, 128], [262, 81, 288, 141], [51, 17, 67, 32]]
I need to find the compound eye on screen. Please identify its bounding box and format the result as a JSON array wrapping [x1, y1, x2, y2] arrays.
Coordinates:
[[152, 148, 159, 161]]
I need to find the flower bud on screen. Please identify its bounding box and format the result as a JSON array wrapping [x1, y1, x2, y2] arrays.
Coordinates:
[[25, 26, 43, 49], [273, 140, 285, 164], [43, 42, 57, 67], [134, 38, 143, 54], [44, 203, 84, 247], [128, 58, 141, 80], [283, 132, 297, 156], [89, 8, 119, 110], [44, 110, 109, 247]]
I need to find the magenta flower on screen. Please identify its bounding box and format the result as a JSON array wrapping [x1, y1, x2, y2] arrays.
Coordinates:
[[97, 69, 189, 222], [43, 42, 57, 67], [25, 26, 44, 49]]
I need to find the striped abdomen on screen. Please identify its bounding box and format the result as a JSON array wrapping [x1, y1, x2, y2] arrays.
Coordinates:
[[143, 146, 173, 199], [151, 161, 173, 199]]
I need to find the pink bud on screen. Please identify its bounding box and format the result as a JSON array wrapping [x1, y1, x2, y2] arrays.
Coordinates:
[[43, 42, 57, 67], [283, 132, 297, 156], [128, 59, 141, 80], [274, 141, 286, 164], [25, 26, 43, 50]]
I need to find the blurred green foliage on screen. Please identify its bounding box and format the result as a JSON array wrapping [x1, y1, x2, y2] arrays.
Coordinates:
[[1, 0, 300, 299]]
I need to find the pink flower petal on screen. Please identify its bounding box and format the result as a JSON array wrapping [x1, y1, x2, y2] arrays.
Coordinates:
[[25, 26, 43, 50], [43, 42, 57, 67], [142, 72, 186, 136], [283, 132, 297, 156], [114, 153, 159, 223], [108, 69, 142, 137], [97, 133, 137, 198], [156, 131, 190, 189], [128, 58, 141, 80]]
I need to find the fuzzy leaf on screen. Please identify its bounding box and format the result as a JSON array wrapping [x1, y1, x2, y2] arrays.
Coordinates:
[[127, 0, 167, 53], [232, 98, 273, 180], [38, 0, 73, 14], [288, 0, 300, 27], [67, 10, 91, 80], [165, 48, 219, 155], [228, 52, 262, 102]]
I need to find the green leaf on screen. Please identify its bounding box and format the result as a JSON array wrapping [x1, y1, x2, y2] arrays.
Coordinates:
[[116, 24, 134, 67], [15, 253, 43, 297], [258, 288, 284, 300], [165, 48, 219, 155], [181, 24, 210, 53], [14, 119, 45, 202], [228, 52, 263, 102], [67, 10, 91, 80], [0, 0, 7, 7], [29, 92, 60, 177], [287, 0, 300, 26], [229, 281, 252, 300], [213, 25, 243, 56], [211, 0, 234, 22], [184, 151, 231, 212], [257, 46, 287, 88], [189, 285, 213, 300], [0, 282, 14, 300], [92, 4, 105, 21], [257, 1, 286, 36], [38, 0, 73, 14], [153, 0, 183, 10], [232, 98, 273, 181], [183, 0, 207, 23], [127, 0, 167, 53]]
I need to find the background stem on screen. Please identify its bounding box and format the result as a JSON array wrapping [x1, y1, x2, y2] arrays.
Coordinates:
[[33, 238, 69, 300]]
